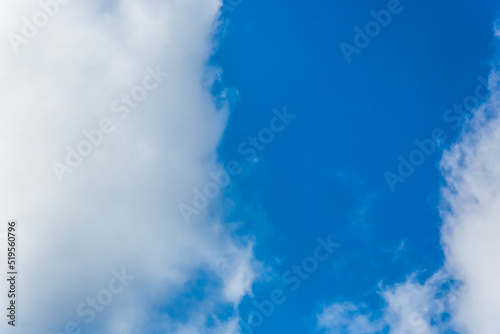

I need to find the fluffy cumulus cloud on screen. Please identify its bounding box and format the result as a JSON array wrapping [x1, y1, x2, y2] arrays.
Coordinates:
[[439, 60, 500, 334], [0, 0, 259, 333], [318, 25, 500, 334]]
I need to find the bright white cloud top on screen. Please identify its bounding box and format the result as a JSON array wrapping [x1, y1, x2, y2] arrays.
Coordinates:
[[0, 0, 259, 333], [318, 25, 500, 334]]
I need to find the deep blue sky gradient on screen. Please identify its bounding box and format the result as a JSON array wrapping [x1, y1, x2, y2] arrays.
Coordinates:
[[212, 0, 499, 332]]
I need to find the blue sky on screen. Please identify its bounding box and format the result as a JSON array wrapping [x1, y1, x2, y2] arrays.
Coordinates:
[[214, 0, 499, 333], [2, 0, 500, 333]]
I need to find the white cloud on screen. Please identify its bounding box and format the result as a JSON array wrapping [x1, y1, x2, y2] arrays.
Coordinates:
[[0, 0, 258, 333], [317, 272, 454, 334], [318, 302, 383, 334], [318, 23, 500, 334], [438, 64, 500, 334]]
